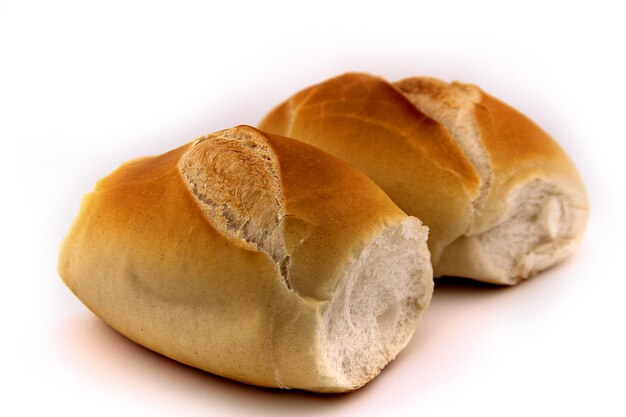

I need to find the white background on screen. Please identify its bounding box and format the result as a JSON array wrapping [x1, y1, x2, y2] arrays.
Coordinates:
[[1, 1, 624, 415]]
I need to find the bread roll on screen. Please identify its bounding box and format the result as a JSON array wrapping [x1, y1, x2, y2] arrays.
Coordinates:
[[58, 125, 433, 392], [260, 73, 589, 284]]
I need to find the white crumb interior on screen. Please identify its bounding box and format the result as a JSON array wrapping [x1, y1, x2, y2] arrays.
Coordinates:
[[321, 217, 433, 388], [478, 179, 578, 280]]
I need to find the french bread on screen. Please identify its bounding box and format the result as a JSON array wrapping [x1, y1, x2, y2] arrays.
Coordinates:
[[259, 73, 589, 284], [58, 125, 433, 392]]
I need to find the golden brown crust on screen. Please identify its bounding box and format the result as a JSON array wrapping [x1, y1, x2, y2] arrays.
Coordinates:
[[476, 91, 579, 177], [285, 73, 479, 184], [473, 91, 588, 227], [261, 73, 480, 262]]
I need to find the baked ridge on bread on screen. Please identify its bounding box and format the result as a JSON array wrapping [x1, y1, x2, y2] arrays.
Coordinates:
[[58, 125, 433, 392], [259, 73, 589, 284]]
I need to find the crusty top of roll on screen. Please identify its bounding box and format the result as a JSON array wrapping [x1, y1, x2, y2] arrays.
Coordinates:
[[260, 73, 589, 284]]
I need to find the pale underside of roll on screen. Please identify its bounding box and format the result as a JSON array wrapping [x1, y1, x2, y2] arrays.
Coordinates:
[[259, 73, 589, 285], [58, 125, 433, 392]]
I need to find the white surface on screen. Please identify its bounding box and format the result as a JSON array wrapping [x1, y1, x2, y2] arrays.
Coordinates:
[[1, 0, 624, 415]]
